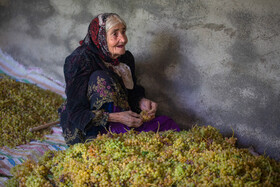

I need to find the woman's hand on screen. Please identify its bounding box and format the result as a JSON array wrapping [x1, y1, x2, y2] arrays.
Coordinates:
[[108, 111, 143, 128], [139, 98, 158, 118]]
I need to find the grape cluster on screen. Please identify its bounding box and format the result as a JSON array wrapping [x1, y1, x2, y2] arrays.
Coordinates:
[[140, 110, 154, 122], [6, 125, 280, 186], [0, 74, 64, 148]]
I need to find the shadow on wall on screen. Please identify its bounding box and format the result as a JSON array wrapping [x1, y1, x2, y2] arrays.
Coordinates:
[[137, 31, 202, 130], [224, 11, 280, 160]]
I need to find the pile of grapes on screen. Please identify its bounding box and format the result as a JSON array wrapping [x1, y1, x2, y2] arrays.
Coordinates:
[[6, 126, 280, 186], [0, 74, 64, 148]]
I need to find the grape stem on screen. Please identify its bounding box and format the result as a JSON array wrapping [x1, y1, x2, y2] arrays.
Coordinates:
[[29, 121, 60, 132]]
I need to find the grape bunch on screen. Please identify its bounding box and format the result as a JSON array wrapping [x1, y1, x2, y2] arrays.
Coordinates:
[[0, 74, 64, 148], [6, 125, 280, 186], [140, 110, 154, 122]]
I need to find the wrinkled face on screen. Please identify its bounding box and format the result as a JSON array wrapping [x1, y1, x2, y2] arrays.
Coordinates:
[[106, 23, 128, 59]]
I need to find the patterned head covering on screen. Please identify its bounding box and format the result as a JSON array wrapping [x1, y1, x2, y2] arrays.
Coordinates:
[[80, 13, 121, 65]]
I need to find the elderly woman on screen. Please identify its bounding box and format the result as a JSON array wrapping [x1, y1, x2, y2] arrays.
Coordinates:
[[60, 13, 180, 145]]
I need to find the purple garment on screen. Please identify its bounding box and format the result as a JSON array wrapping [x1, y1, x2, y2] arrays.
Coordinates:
[[108, 116, 180, 134], [101, 106, 180, 134]]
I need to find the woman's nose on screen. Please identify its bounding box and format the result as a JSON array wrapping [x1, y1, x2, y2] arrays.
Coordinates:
[[119, 33, 127, 43]]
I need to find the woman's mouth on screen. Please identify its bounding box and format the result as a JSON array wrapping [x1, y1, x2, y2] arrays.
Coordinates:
[[117, 45, 124, 48]]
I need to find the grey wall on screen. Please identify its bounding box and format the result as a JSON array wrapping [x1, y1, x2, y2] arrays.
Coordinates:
[[0, 0, 279, 160]]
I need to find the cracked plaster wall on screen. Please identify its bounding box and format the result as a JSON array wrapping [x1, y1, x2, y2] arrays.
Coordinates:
[[0, 0, 279, 160]]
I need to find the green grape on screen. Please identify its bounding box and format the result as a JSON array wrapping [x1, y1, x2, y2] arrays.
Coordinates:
[[5, 125, 280, 186], [0, 74, 64, 148]]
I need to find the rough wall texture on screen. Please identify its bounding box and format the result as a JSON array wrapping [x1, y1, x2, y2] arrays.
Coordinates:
[[0, 0, 279, 160]]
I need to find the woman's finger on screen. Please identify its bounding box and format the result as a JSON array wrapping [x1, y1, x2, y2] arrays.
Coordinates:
[[148, 100, 152, 110], [129, 118, 143, 128], [140, 98, 152, 111], [152, 102, 158, 110], [148, 102, 157, 114], [128, 111, 141, 118]]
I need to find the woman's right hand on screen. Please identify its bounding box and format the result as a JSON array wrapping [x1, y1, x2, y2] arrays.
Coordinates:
[[108, 111, 143, 128]]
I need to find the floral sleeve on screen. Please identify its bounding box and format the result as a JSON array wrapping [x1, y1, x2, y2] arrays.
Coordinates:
[[86, 70, 130, 128]]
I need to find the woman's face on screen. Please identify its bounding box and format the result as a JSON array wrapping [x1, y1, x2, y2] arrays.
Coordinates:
[[106, 23, 128, 59]]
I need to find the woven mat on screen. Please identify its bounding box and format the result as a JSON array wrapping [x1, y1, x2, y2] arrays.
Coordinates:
[[0, 126, 68, 186]]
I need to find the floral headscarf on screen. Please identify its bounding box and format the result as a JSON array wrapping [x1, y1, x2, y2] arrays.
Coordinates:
[[80, 13, 120, 65]]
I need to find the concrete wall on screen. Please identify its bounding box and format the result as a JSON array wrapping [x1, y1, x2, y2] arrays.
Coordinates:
[[0, 0, 279, 160]]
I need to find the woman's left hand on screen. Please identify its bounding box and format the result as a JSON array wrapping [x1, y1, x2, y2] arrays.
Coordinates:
[[139, 98, 158, 117]]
